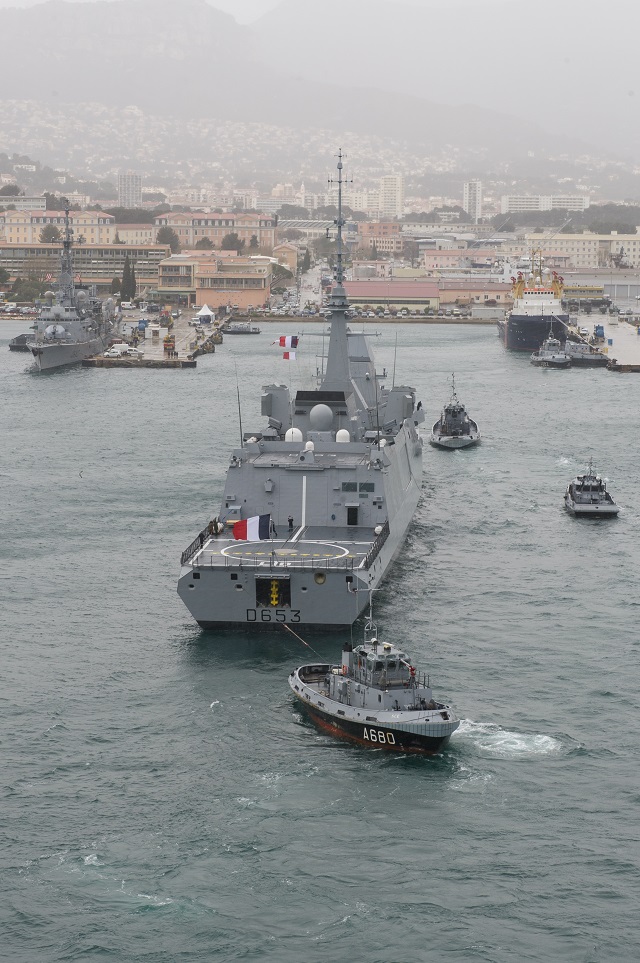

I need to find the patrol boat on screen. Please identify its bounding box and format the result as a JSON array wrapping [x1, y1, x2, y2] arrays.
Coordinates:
[[177, 152, 425, 630], [430, 375, 480, 449], [565, 461, 619, 517], [289, 607, 459, 753], [27, 206, 115, 372]]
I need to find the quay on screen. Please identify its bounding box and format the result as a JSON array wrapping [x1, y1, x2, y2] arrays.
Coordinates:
[[82, 312, 222, 369], [567, 315, 640, 373], [83, 356, 196, 369]]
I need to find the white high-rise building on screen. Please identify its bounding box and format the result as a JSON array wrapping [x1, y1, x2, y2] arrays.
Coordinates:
[[379, 174, 404, 219], [463, 179, 483, 223], [118, 172, 142, 209]]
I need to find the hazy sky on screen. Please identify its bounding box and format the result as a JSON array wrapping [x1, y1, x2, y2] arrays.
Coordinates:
[[0, 0, 485, 21]]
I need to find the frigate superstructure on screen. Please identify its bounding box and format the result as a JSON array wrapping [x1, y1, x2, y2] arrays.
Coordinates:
[[178, 152, 425, 630], [27, 206, 115, 371]]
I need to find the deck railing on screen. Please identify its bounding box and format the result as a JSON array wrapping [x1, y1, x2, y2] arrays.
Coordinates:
[[180, 527, 210, 566], [363, 519, 390, 570], [192, 553, 358, 573]]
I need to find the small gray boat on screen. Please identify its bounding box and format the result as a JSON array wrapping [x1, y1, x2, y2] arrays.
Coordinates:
[[289, 608, 459, 754], [565, 461, 619, 517], [8, 332, 31, 352], [530, 334, 571, 368], [430, 375, 480, 449]]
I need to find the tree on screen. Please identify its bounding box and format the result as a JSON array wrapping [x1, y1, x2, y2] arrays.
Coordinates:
[[301, 249, 311, 272], [113, 231, 123, 244], [195, 237, 214, 249], [316, 204, 339, 219], [121, 255, 134, 300], [280, 228, 303, 241], [277, 203, 309, 219], [39, 224, 61, 242], [130, 260, 136, 298], [156, 225, 180, 253], [371, 242, 379, 261], [0, 266, 10, 284], [111, 276, 121, 295], [221, 232, 245, 253], [0, 184, 20, 196], [249, 234, 259, 250]]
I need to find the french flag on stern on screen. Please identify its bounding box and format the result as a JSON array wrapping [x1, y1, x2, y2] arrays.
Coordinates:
[[233, 513, 272, 541]]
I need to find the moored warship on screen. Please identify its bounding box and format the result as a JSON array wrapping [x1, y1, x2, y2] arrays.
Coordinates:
[[27, 206, 115, 372], [177, 152, 425, 630]]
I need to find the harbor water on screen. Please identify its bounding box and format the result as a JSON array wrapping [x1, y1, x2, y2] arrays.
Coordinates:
[[2, 320, 640, 962]]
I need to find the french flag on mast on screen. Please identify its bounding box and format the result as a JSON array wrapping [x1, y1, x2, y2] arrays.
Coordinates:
[[233, 513, 272, 541], [278, 335, 298, 348]]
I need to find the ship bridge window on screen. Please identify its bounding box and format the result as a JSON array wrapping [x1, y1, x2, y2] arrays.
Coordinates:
[[342, 482, 357, 492], [359, 483, 374, 492]]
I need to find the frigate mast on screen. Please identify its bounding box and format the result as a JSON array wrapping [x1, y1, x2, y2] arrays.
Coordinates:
[[57, 204, 76, 306], [322, 150, 351, 390]]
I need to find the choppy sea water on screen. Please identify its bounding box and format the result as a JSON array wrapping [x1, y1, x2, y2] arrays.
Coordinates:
[[2, 319, 640, 962]]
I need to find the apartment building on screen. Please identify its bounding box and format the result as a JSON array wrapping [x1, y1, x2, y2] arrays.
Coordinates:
[[357, 221, 404, 254], [156, 252, 272, 309], [154, 212, 276, 250], [463, 180, 483, 223], [379, 175, 405, 219], [502, 194, 590, 214], [0, 210, 115, 244], [0, 195, 46, 212], [118, 172, 142, 209]]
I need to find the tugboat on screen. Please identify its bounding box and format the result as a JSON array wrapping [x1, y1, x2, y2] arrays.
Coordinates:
[[565, 461, 619, 517], [430, 375, 480, 449], [563, 338, 608, 368], [288, 606, 459, 754], [530, 331, 571, 368]]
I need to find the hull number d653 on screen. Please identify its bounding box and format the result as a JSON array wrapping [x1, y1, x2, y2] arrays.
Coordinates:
[[246, 609, 301, 623]]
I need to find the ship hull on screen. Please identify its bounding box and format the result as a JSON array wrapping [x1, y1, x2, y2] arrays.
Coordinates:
[[498, 313, 569, 351], [29, 335, 106, 371], [178, 432, 422, 630], [289, 677, 456, 754]]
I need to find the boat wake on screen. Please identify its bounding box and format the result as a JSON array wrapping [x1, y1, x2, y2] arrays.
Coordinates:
[[454, 719, 562, 758]]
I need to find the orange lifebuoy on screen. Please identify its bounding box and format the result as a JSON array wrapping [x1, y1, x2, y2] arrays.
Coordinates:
[[341, 665, 348, 676]]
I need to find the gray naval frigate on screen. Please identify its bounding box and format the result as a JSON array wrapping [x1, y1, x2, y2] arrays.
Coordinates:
[[28, 207, 115, 372], [178, 152, 425, 629]]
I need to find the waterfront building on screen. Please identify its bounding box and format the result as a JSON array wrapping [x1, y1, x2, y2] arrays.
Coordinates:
[[524, 232, 640, 269], [0, 242, 170, 293], [338, 279, 439, 311], [156, 252, 272, 309]]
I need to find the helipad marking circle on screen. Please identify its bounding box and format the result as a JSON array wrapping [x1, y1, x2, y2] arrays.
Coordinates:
[[221, 541, 350, 560]]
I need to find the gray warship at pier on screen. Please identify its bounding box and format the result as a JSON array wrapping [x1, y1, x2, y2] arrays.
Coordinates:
[[28, 207, 115, 372], [177, 152, 425, 630]]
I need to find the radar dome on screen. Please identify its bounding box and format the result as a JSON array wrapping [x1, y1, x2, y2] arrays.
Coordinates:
[[304, 440, 315, 452], [336, 429, 351, 443], [309, 403, 333, 431], [44, 290, 55, 299], [76, 290, 88, 301], [285, 427, 303, 442]]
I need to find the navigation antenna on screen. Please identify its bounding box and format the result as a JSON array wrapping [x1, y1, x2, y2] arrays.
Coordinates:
[[327, 150, 352, 292], [59, 203, 75, 305], [234, 361, 244, 447]]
